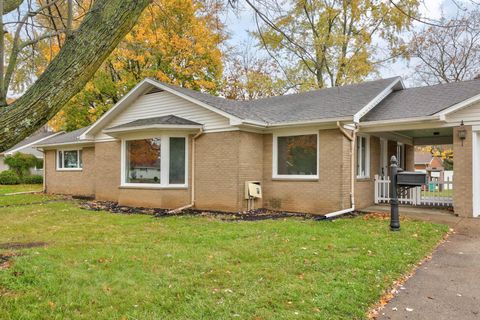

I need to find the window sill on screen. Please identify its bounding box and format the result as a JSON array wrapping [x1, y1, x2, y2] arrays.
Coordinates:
[[56, 169, 83, 172], [119, 184, 188, 190], [356, 177, 372, 182], [271, 177, 319, 182]]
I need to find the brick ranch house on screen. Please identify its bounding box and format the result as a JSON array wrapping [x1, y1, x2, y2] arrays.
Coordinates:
[[35, 77, 480, 218]]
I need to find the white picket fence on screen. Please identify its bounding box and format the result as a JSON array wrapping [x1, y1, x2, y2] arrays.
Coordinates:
[[374, 175, 453, 207]]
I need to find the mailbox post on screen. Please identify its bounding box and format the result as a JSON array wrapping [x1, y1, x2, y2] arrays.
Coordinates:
[[389, 156, 400, 231], [389, 155, 427, 231]]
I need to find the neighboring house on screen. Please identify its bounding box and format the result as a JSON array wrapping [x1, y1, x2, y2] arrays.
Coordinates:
[[35, 77, 480, 218], [414, 152, 433, 171], [0, 130, 61, 175]]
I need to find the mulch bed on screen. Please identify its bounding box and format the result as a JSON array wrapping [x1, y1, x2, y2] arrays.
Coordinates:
[[79, 200, 352, 221]]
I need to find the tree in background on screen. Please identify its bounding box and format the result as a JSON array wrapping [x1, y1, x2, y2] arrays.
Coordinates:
[[40, 0, 226, 131], [221, 40, 287, 100], [245, 0, 420, 90], [408, 10, 480, 85]]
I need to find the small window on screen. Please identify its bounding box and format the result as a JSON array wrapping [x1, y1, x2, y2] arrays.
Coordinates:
[[57, 149, 82, 170], [356, 135, 370, 178], [274, 133, 318, 179], [169, 137, 186, 184]]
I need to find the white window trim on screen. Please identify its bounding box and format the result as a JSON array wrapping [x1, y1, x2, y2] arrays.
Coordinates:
[[56, 149, 83, 171], [272, 130, 319, 180], [356, 134, 370, 179], [397, 142, 405, 169], [120, 134, 189, 189]]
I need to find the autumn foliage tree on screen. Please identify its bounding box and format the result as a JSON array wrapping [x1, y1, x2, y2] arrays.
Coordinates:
[[39, 0, 225, 131], [246, 0, 420, 90]]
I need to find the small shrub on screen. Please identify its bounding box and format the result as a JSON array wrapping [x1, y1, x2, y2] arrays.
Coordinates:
[[23, 175, 43, 184], [4, 153, 41, 179], [0, 170, 20, 185]]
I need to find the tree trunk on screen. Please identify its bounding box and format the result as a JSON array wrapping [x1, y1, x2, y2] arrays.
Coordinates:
[[0, 0, 150, 152]]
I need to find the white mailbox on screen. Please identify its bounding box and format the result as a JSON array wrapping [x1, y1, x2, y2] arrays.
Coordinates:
[[245, 181, 262, 199]]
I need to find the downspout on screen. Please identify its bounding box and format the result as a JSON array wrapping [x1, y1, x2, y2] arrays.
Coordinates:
[[40, 148, 46, 193], [324, 122, 358, 219], [168, 128, 204, 213]]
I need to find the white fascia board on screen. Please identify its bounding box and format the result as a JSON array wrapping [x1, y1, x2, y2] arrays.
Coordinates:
[[354, 77, 403, 123], [265, 117, 352, 128], [436, 93, 480, 120], [103, 124, 203, 134], [3, 131, 64, 155], [35, 140, 95, 150], [359, 115, 441, 128]]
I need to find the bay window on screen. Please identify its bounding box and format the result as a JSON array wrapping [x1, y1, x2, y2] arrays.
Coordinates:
[[273, 132, 319, 179], [57, 149, 82, 170], [122, 135, 187, 187], [356, 135, 370, 178]]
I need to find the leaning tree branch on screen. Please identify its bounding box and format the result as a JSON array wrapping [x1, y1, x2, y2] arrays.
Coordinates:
[[0, 0, 151, 151]]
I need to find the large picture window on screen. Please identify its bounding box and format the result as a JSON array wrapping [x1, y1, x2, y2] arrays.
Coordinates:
[[122, 136, 187, 187], [57, 149, 82, 170], [356, 135, 370, 178], [273, 133, 318, 179]]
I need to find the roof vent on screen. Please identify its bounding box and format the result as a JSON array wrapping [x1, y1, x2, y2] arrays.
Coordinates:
[[145, 87, 164, 95]]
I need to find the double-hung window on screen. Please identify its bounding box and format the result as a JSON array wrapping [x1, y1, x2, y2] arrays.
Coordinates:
[[273, 132, 319, 179], [356, 135, 370, 178], [122, 135, 188, 188], [57, 149, 82, 170]]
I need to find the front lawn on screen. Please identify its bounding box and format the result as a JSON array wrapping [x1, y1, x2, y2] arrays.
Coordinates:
[[0, 197, 448, 319], [0, 184, 43, 195]]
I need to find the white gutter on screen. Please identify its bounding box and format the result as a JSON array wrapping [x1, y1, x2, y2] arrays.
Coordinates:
[[323, 122, 358, 219], [168, 128, 204, 213]]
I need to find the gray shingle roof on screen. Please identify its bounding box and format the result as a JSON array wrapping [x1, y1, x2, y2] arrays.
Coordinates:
[[35, 127, 91, 146], [2, 131, 58, 154], [106, 115, 201, 130], [153, 77, 401, 123], [362, 79, 480, 121]]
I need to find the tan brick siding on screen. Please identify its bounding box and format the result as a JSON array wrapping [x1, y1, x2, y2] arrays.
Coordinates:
[[94, 141, 121, 201], [237, 131, 264, 210], [453, 125, 473, 217], [194, 131, 241, 211], [44, 147, 95, 196]]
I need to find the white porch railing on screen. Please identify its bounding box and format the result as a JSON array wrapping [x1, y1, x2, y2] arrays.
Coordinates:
[[374, 175, 453, 207]]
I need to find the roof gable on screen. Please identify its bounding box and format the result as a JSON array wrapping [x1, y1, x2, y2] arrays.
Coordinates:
[[362, 79, 480, 122]]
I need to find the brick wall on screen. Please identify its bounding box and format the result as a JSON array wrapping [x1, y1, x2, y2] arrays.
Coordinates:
[[44, 147, 96, 196], [453, 125, 473, 217], [194, 131, 241, 211], [262, 129, 351, 214]]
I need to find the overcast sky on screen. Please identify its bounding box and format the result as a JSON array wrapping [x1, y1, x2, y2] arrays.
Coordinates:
[[221, 0, 475, 87]]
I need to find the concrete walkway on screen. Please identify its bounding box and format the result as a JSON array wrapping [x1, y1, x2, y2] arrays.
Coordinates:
[[366, 207, 480, 320]]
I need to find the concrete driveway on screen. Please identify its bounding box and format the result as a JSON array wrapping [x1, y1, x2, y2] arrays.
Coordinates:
[[375, 209, 480, 319]]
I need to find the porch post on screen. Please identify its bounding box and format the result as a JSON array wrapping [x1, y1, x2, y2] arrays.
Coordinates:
[[390, 156, 400, 231]]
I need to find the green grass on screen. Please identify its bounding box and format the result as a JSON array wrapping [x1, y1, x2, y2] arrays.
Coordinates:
[[0, 184, 43, 195], [422, 189, 453, 197], [0, 196, 448, 320]]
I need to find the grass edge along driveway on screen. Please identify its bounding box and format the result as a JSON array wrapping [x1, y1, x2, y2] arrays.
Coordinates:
[[0, 197, 448, 320]]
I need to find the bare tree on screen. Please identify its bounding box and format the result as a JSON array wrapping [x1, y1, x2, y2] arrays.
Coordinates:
[[0, 0, 150, 151], [409, 10, 480, 85]]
